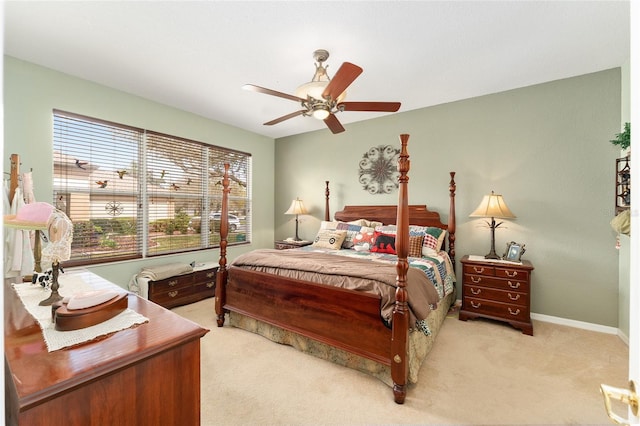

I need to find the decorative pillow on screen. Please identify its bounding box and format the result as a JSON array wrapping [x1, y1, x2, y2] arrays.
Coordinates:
[[352, 227, 376, 250], [423, 227, 447, 253], [408, 235, 425, 258], [370, 231, 396, 254], [312, 229, 347, 250], [336, 222, 365, 249], [320, 220, 340, 230], [375, 225, 397, 235], [359, 219, 383, 228]]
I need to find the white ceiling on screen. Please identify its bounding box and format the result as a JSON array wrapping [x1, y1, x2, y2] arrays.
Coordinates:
[[4, 1, 630, 139]]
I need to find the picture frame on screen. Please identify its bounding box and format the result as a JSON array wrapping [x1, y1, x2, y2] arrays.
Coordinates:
[[503, 241, 526, 262]]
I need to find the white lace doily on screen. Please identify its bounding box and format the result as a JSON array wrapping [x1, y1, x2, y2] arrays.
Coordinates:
[[12, 273, 149, 352]]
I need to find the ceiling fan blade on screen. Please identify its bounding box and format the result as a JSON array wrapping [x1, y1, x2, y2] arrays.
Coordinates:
[[264, 110, 306, 126], [338, 101, 401, 112], [322, 62, 363, 101], [243, 84, 306, 103], [324, 114, 345, 134]]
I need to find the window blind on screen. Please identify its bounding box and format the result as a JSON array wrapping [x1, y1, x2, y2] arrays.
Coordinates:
[[53, 110, 251, 266]]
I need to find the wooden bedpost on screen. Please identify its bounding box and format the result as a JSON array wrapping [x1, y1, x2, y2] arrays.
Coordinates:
[[324, 181, 330, 221], [215, 163, 230, 327], [448, 171, 456, 265], [9, 153, 19, 204], [391, 134, 410, 404]]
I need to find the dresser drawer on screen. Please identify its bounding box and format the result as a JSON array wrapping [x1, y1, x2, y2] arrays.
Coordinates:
[[151, 285, 196, 307], [148, 274, 193, 296], [194, 268, 217, 283], [463, 297, 530, 323], [463, 285, 528, 307], [463, 274, 530, 293], [194, 280, 216, 298]]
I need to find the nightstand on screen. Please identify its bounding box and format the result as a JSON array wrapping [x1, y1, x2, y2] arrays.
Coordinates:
[[459, 255, 534, 335], [274, 240, 312, 250]]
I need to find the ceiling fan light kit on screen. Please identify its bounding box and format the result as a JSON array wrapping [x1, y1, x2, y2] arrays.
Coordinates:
[[243, 49, 401, 134]]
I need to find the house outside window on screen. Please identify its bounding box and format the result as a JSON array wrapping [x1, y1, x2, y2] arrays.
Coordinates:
[[53, 110, 251, 266]]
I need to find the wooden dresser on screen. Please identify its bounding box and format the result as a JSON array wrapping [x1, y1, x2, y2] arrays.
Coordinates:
[[148, 263, 218, 309], [459, 255, 534, 335], [5, 271, 209, 425]]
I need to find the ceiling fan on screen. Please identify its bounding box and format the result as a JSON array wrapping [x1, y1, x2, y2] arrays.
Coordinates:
[[243, 49, 401, 134]]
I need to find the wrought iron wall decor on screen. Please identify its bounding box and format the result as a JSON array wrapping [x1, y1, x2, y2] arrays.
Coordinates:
[[358, 145, 400, 194]]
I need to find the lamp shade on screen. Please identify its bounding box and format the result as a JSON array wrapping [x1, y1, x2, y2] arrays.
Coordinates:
[[469, 191, 516, 219], [284, 198, 308, 216]]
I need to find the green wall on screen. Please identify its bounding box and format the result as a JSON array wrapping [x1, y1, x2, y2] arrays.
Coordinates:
[[3, 56, 275, 287], [275, 68, 622, 327]]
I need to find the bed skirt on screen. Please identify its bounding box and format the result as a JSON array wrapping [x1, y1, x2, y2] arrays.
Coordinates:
[[228, 290, 456, 387]]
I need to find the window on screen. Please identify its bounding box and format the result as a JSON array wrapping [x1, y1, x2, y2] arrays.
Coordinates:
[[53, 110, 251, 266]]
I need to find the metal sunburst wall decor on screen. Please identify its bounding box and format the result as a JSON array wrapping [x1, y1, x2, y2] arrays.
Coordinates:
[[358, 145, 400, 194]]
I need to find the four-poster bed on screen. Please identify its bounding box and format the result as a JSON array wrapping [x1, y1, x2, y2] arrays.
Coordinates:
[[215, 134, 456, 403]]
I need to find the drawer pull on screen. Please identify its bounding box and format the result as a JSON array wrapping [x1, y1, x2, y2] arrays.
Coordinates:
[[206, 282, 215, 288], [508, 307, 521, 316], [508, 293, 521, 301], [508, 281, 521, 289], [168, 279, 179, 287], [206, 272, 215, 278], [470, 288, 481, 295], [473, 266, 485, 274], [505, 270, 518, 278], [471, 276, 482, 284], [168, 290, 178, 298], [470, 301, 481, 309]]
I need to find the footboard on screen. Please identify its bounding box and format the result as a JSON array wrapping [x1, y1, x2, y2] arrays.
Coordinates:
[[225, 266, 393, 365]]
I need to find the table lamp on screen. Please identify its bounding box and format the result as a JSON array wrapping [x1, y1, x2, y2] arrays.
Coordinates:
[[40, 209, 73, 305], [284, 198, 308, 241], [4, 202, 73, 305], [469, 191, 516, 259]]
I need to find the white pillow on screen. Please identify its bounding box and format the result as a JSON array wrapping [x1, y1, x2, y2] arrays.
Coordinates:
[[312, 229, 347, 250]]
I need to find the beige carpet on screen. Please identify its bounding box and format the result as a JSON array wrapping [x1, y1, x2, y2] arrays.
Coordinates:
[[173, 299, 628, 425]]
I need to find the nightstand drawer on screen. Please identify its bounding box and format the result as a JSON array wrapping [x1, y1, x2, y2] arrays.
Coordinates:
[[463, 274, 529, 293], [463, 285, 528, 307], [495, 266, 529, 280], [463, 264, 496, 276], [463, 297, 530, 322]]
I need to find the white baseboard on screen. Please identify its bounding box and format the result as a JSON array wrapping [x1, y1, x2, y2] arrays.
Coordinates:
[[531, 312, 621, 337], [617, 330, 630, 345], [455, 300, 629, 345]]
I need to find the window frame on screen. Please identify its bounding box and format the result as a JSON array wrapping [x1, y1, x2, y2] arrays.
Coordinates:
[[52, 109, 251, 267]]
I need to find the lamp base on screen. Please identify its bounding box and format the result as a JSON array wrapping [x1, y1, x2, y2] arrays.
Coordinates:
[[39, 261, 63, 306], [39, 291, 64, 306], [484, 253, 501, 260]]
